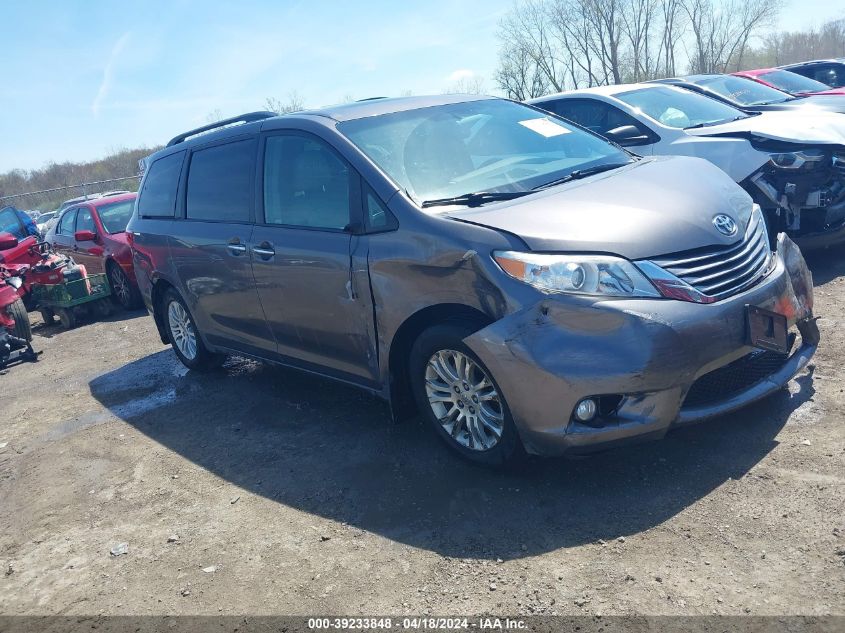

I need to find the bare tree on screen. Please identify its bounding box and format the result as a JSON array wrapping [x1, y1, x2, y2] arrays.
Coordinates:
[[264, 91, 306, 114], [205, 109, 224, 124], [757, 18, 845, 66], [443, 76, 487, 94], [495, 42, 551, 99], [682, 0, 781, 73], [494, 0, 780, 94]]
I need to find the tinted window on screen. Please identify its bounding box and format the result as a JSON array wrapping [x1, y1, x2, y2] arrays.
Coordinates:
[[98, 200, 135, 233], [697, 75, 792, 105], [138, 151, 184, 218], [58, 209, 77, 235], [757, 70, 831, 94], [338, 99, 631, 205], [187, 140, 255, 222], [616, 86, 747, 129], [76, 208, 96, 234], [810, 65, 845, 88], [540, 98, 648, 136], [263, 135, 350, 229]]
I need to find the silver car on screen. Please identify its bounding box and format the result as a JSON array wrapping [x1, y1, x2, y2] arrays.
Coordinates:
[[129, 95, 818, 465]]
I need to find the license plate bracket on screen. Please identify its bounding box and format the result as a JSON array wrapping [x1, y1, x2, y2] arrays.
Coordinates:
[[746, 305, 789, 354]]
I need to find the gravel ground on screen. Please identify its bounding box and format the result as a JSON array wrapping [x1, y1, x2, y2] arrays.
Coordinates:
[[0, 250, 843, 618]]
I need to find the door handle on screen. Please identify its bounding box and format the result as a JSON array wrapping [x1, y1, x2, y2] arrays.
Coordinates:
[[252, 241, 275, 260], [227, 238, 247, 256]]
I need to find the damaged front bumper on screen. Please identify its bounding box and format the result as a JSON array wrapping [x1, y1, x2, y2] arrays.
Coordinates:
[[747, 148, 845, 249], [464, 236, 819, 456]]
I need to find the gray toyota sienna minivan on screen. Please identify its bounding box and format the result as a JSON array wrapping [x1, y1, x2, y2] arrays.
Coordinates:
[[129, 94, 819, 465]]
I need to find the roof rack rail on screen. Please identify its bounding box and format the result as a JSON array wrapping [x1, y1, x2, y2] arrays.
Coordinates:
[[356, 96, 388, 102], [166, 111, 277, 147]]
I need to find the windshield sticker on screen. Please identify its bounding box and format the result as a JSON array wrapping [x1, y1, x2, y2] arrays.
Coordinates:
[[518, 118, 571, 137]]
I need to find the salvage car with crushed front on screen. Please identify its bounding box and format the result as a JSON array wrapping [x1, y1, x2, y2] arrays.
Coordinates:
[[128, 95, 819, 466], [529, 84, 845, 250]]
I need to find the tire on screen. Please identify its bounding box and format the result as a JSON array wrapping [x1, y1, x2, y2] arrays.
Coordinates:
[[161, 289, 223, 371], [409, 322, 524, 466], [56, 307, 76, 329], [8, 299, 32, 341], [39, 308, 55, 325], [93, 298, 113, 318], [108, 263, 141, 310]]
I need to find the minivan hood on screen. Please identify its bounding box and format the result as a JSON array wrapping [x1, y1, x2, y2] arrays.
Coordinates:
[[446, 156, 754, 260], [689, 110, 845, 144]]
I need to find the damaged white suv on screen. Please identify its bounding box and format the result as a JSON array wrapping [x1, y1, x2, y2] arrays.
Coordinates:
[[531, 83, 845, 249]]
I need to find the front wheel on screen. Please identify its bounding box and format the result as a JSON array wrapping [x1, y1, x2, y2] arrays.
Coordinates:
[[162, 289, 223, 371], [409, 322, 524, 466]]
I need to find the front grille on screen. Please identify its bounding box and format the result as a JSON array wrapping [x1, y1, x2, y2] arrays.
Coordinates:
[[682, 345, 793, 409], [651, 210, 771, 301]]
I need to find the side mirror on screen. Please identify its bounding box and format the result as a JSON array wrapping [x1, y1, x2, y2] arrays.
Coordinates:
[[605, 124, 652, 147], [0, 232, 19, 250], [75, 229, 97, 242]]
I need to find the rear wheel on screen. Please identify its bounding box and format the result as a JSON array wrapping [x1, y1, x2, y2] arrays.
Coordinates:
[[39, 307, 55, 325], [56, 307, 76, 329], [8, 299, 32, 341], [162, 289, 223, 371], [108, 263, 140, 309], [409, 322, 524, 466]]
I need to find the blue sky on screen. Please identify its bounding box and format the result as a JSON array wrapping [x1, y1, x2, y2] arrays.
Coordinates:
[[0, 0, 842, 173]]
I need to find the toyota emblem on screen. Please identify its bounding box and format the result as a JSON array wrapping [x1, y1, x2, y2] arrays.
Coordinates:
[[713, 214, 738, 236]]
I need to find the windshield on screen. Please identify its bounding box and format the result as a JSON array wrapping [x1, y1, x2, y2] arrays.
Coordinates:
[[336, 99, 631, 206], [696, 75, 793, 105], [616, 86, 749, 129], [97, 199, 135, 233], [757, 70, 832, 94]]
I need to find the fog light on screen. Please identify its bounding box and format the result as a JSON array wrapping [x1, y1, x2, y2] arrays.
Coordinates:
[[574, 398, 597, 422]]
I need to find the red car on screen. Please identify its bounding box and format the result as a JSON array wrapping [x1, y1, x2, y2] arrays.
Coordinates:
[[733, 68, 845, 96], [46, 192, 141, 308]]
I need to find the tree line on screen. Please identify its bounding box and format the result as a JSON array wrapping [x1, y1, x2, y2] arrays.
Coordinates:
[[495, 0, 844, 99], [0, 147, 157, 213]]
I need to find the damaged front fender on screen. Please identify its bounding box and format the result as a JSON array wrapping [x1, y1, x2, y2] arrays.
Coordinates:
[[462, 238, 818, 455]]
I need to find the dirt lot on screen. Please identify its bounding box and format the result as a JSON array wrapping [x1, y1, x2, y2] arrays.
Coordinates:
[[1, 251, 843, 619]]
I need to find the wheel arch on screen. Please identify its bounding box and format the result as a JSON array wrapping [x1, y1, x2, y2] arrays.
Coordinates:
[[387, 303, 494, 422], [150, 278, 177, 344]]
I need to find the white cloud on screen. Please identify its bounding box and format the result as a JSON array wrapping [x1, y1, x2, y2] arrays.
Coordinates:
[[92, 32, 131, 117], [447, 69, 476, 82]]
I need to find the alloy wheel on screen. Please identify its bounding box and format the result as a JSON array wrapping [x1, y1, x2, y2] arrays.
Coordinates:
[[424, 349, 504, 451], [167, 300, 198, 361], [110, 266, 131, 307]]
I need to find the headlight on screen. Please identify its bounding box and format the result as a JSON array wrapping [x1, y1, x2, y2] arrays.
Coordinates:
[[768, 150, 827, 170], [5, 276, 23, 290], [493, 251, 660, 297]]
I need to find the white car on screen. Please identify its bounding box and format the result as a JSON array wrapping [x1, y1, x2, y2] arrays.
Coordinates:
[[35, 211, 58, 234], [529, 83, 845, 249]]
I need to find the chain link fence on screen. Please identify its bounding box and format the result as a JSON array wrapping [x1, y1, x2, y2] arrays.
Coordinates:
[[0, 175, 141, 213]]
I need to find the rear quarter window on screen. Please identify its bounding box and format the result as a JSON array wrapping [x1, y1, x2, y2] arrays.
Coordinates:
[[138, 151, 185, 218]]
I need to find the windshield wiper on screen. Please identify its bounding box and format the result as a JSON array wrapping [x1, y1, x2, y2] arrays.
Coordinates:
[[532, 162, 630, 191], [421, 191, 529, 208]]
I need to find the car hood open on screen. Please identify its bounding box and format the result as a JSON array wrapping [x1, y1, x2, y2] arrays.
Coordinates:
[[689, 110, 845, 145], [446, 156, 754, 261]]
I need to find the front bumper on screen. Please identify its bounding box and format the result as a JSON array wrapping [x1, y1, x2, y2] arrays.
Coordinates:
[[464, 235, 818, 456]]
